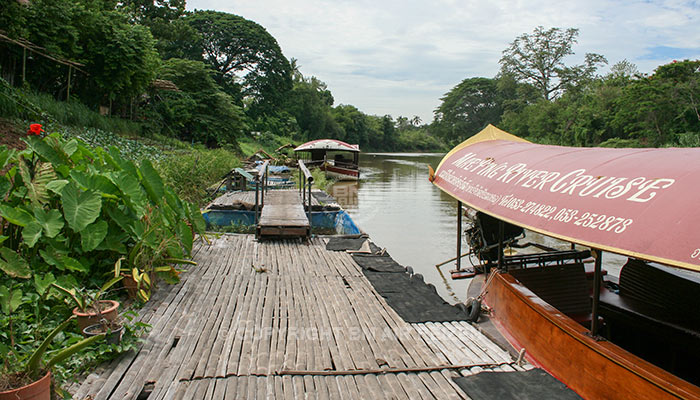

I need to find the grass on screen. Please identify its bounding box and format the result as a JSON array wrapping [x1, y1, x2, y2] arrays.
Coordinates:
[[156, 148, 242, 206]]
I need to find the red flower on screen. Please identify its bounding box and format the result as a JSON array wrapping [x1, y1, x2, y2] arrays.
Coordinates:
[[27, 123, 43, 136]]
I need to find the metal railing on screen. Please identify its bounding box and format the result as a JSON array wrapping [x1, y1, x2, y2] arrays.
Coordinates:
[[254, 160, 269, 228], [298, 160, 314, 228]]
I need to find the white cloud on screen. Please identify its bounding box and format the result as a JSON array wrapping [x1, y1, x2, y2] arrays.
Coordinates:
[[187, 0, 700, 122]]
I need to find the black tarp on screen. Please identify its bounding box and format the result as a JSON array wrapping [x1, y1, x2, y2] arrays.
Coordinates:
[[452, 369, 582, 400], [351, 252, 469, 323]]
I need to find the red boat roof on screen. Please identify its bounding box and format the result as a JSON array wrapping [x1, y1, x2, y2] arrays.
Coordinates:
[[294, 139, 360, 152], [432, 125, 700, 272]]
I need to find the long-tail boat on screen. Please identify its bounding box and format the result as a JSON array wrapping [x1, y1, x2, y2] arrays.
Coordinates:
[[431, 124, 700, 399], [294, 139, 360, 181]]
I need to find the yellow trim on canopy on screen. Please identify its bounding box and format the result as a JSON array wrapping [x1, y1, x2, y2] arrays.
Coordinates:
[[436, 124, 530, 171]]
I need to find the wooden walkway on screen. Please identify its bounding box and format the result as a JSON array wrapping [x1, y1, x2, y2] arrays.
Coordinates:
[[208, 189, 324, 210], [257, 190, 310, 238], [70, 235, 531, 399]]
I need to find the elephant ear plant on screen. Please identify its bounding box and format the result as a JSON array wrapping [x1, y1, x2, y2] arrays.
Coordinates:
[[0, 129, 206, 390]]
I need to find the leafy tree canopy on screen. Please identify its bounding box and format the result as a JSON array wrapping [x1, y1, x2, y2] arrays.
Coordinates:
[[500, 26, 607, 101], [185, 10, 292, 116], [432, 77, 504, 142]]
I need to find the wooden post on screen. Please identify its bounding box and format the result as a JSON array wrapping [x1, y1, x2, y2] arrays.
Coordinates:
[[498, 220, 504, 271], [456, 201, 462, 271], [591, 249, 603, 336], [22, 48, 26, 84], [254, 179, 259, 226], [66, 65, 72, 101], [307, 178, 312, 229]]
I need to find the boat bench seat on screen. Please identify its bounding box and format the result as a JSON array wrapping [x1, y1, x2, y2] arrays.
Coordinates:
[[598, 259, 700, 385], [599, 259, 700, 341], [510, 263, 592, 324]]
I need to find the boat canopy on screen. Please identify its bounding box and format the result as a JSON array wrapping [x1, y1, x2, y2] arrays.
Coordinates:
[[432, 124, 700, 272], [294, 139, 360, 153]]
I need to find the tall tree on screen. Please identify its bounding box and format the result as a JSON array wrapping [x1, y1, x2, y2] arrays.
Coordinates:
[[500, 26, 607, 101], [432, 77, 503, 142], [185, 10, 292, 116]]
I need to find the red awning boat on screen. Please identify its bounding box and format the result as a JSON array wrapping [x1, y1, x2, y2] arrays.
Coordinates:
[[294, 139, 360, 181], [432, 125, 700, 399]]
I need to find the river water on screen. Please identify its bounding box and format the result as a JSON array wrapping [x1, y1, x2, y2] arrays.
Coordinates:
[[329, 152, 626, 304]]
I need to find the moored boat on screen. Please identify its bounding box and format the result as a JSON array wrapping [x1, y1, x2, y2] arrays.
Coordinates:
[[431, 124, 700, 399], [294, 139, 360, 181]]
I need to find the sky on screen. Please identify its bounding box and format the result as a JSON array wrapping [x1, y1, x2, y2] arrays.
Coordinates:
[[185, 0, 700, 123]]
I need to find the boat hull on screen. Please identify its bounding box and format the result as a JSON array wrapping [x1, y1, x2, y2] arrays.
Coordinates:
[[322, 164, 359, 181], [483, 272, 700, 400]]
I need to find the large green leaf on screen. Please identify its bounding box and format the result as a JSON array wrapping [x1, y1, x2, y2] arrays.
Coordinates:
[[0, 248, 31, 278], [104, 204, 133, 233], [24, 136, 65, 166], [0, 148, 16, 170], [108, 171, 147, 217], [39, 248, 87, 273], [46, 179, 69, 195], [22, 221, 43, 248], [0, 175, 11, 199], [0, 286, 24, 315], [61, 182, 102, 232], [62, 139, 78, 157], [0, 204, 34, 227], [70, 170, 120, 196], [34, 273, 56, 296], [177, 220, 193, 256], [34, 209, 64, 238], [139, 159, 165, 204], [95, 226, 128, 253], [19, 160, 56, 207], [81, 220, 108, 252]]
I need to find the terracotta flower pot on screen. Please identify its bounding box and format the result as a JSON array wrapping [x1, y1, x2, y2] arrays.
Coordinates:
[[121, 274, 139, 299], [73, 299, 119, 332], [0, 370, 51, 400], [83, 323, 124, 345]]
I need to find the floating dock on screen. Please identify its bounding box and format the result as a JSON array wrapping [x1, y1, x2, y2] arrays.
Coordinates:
[[70, 235, 532, 399], [257, 190, 310, 238]]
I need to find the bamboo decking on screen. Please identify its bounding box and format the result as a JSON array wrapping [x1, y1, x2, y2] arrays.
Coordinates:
[[70, 235, 531, 399]]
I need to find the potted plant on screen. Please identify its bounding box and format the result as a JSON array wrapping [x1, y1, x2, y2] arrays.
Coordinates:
[[0, 316, 103, 400], [51, 275, 123, 332], [82, 316, 125, 345]]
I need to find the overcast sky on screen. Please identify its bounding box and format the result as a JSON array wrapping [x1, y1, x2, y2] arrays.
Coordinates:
[[185, 0, 700, 123]]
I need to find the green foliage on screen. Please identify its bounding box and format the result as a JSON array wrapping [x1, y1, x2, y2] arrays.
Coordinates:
[[432, 77, 504, 143], [147, 58, 245, 147], [0, 130, 205, 385], [500, 26, 607, 101], [156, 148, 241, 205], [185, 10, 293, 116]]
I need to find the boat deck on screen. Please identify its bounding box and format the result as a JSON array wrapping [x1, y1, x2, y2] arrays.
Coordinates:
[[70, 235, 531, 399]]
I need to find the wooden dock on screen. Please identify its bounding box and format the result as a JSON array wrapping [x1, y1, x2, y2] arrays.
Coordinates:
[[208, 189, 332, 210], [257, 190, 310, 238], [70, 235, 531, 399]]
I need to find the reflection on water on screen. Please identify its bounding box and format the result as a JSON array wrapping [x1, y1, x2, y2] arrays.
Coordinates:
[[330, 153, 627, 304], [330, 153, 469, 303]]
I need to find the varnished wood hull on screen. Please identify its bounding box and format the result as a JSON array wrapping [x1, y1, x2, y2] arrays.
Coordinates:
[[483, 272, 700, 399]]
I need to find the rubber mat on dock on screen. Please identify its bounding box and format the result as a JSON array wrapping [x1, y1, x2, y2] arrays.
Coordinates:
[[452, 369, 582, 400], [325, 237, 367, 251], [353, 251, 469, 323]]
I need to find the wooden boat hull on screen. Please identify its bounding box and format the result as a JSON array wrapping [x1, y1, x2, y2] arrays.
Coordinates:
[[322, 164, 359, 181], [483, 272, 700, 400]]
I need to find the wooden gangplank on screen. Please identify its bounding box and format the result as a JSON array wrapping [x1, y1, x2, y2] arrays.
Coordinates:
[[257, 190, 310, 238]]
